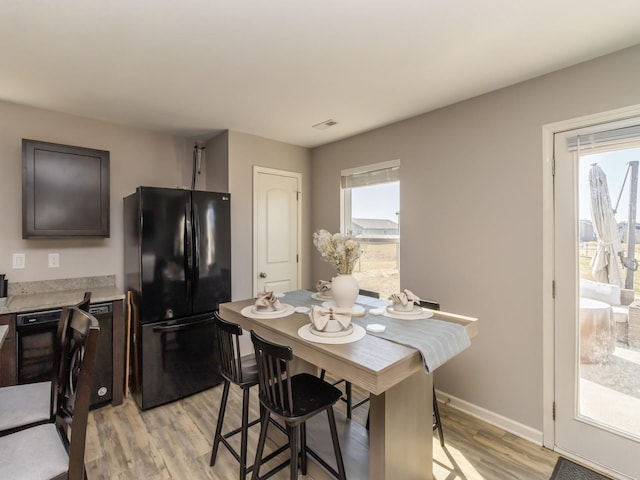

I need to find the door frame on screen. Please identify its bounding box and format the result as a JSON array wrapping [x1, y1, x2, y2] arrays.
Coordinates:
[[252, 166, 302, 296], [542, 104, 640, 451]]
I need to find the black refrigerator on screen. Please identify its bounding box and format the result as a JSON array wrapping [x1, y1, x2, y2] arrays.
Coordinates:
[[124, 186, 230, 410]]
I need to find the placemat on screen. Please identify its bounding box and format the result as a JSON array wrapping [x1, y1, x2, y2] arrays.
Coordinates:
[[311, 292, 333, 301], [240, 303, 295, 319], [383, 305, 434, 320], [298, 324, 367, 344]]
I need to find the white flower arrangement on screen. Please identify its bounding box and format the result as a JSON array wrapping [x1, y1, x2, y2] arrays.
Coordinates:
[[313, 229, 361, 275]]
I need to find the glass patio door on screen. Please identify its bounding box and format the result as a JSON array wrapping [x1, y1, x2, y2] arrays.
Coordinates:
[[554, 122, 640, 479]]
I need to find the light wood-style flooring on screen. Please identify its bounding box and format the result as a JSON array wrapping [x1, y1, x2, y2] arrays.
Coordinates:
[[85, 381, 558, 479]]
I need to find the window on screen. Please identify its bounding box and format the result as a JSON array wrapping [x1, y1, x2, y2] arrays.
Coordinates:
[[341, 160, 400, 299], [572, 122, 640, 294]]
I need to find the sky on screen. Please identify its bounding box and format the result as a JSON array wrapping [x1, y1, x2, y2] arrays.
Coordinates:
[[579, 146, 640, 222], [351, 182, 400, 222]]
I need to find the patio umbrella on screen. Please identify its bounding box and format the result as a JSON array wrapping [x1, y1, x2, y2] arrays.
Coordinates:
[[588, 164, 624, 286]]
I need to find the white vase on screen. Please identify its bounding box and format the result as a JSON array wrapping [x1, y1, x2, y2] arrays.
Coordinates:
[[331, 274, 359, 308]]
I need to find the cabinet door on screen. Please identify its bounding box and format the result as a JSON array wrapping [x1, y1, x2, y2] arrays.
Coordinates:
[[0, 314, 17, 386], [138, 187, 191, 322]]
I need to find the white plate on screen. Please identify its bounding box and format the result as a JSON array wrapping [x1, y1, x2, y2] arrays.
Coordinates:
[[252, 305, 287, 315], [297, 324, 366, 344], [295, 306, 310, 314], [241, 304, 295, 319], [383, 308, 434, 320], [311, 292, 333, 301], [386, 305, 424, 316], [321, 301, 365, 317]]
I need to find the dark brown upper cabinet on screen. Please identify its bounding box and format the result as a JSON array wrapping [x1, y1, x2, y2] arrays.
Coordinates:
[[22, 139, 110, 238]]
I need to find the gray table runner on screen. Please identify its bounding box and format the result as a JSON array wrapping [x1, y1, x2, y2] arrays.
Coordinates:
[[281, 290, 471, 372]]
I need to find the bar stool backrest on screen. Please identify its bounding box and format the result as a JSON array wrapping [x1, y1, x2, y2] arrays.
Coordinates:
[[213, 312, 248, 385], [419, 299, 441, 311], [55, 306, 100, 479], [358, 288, 380, 298], [250, 330, 295, 418], [52, 291, 92, 420]]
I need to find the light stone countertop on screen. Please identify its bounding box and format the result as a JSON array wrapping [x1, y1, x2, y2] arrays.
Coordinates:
[[0, 275, 125, 315]]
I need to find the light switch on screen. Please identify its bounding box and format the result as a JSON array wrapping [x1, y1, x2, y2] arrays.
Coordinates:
[[48, 253, 60, 268], [13, 253, 26, 269]]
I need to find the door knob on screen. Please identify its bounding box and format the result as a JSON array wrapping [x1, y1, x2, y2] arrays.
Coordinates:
[[259, 272, 267, 278]]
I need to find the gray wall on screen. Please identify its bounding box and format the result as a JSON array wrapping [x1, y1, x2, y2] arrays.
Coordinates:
[[206, 131, 230, 193], [211, 130, 312, 301], [310, 45, 640, 431], [0, 100, 189, 289]]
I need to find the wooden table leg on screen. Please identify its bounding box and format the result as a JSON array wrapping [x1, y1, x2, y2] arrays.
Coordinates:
[[369, 370, 433, 480]]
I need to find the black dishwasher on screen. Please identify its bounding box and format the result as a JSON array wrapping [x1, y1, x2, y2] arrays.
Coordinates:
[[16, 302, 114, 408]]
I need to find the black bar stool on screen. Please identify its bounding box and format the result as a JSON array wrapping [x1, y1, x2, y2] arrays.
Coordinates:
[[250, 330, 347, 480], [210, 312, 260, 479], [0, 291, 91, 437], [210, 313, 288, 479]]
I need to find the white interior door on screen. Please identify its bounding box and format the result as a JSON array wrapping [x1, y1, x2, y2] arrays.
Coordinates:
[[554, 122, 640, 479], [253, 167, 301, 295]]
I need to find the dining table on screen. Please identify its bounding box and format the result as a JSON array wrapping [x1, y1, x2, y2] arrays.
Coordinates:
[[219, 290, 478, 480]]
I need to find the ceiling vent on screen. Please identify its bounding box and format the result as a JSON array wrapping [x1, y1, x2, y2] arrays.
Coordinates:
[[312, 119, 339, 130]]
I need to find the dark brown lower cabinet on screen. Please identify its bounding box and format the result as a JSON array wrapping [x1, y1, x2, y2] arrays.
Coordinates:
[[0, 300, 124, 407], [0, 314, 17, 386]]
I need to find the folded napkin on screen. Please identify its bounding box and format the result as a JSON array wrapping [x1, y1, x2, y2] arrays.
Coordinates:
[[309, 305, 352, 331], [255, 290, 281, 311], [389, 289, 421, 310], [316, 280, 332, 293]]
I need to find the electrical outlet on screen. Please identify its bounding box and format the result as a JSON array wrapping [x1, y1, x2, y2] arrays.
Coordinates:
[[13, 253, 26, 269], [48, 253, 60, 268]]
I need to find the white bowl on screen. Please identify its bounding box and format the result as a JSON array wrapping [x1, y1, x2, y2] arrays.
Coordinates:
[[322, 318, 351, 332], [392, 300, 414, 312]]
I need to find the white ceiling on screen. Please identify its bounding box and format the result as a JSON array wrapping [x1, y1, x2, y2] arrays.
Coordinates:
[[1, 1, 639, 148]]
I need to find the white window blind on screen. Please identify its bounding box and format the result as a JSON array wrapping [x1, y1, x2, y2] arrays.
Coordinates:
[[341, 161, 399, 188], [567, 124, 640, 150]]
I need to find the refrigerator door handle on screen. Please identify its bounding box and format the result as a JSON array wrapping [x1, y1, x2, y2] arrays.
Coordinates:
[[184, 204, 193, 299], [152, 317, 212, 333], [192, 202, 201, 297]]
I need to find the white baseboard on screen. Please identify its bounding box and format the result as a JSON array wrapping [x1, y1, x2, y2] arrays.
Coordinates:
[[435, 389, 544, 445]]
